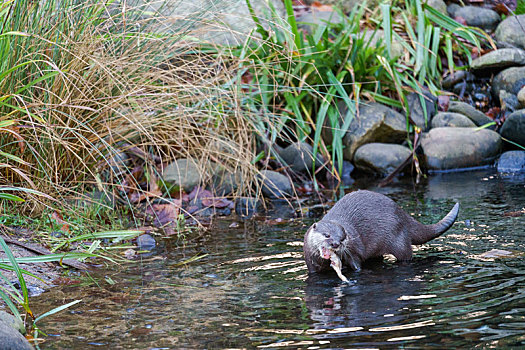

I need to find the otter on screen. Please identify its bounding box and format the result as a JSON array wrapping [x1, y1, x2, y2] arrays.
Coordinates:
[[304, 190, 459, 277]]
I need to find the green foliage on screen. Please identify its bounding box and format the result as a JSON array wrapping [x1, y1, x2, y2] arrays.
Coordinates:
[[516, 0, 525, 15]]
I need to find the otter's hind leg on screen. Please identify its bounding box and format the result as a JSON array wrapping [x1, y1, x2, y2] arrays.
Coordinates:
[[392, 239, 413, 262]]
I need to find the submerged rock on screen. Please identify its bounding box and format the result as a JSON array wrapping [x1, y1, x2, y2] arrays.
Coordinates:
[[470, 48, 525, 73], [495, 14, 525, 50], [497, 151, 525, 173], [259, 170, 292, 199], [492, 66, 525, 101], [137, 234, 156, 251], [447, 101, 494, 127], [353, 143, 411, 176], [326, 102, 407, 161], [235, 197, 264, 219], [500, 109, 525, 148], [431, 112, 476, 128], [421, 127, 501, 171]]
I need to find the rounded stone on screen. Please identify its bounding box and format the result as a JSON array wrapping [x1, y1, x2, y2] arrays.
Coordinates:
[[137, 234, 156, 251], [453, 6, 500, 30], [259, 170, 293, 199], [497, 151, 525, 173], [421, 127, 502, 170], [279, 142, 324, 174], [495, 14, 525, 50], [235, 197, 264, 219], [517, 86, 525, 108], [492, 66, 525, 101], [470, 48, 525, 73], [162, 158, 203, 193], [353, 143, 412, 175], [447, 101, 494, 127], [500, 110, 525, 148], [431, 112, 477, 128]]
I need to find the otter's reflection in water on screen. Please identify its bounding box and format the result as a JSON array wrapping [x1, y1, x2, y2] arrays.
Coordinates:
[[304, 258, 438, 342]]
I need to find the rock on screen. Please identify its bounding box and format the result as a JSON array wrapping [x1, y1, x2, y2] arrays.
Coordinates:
[[407, 91, 437, 130], [497, 151, 525, 173], [452, 6, 500, 30], [278, 142, 324, 174], [442, 71, 474, 90], [499, 90, 520, 113], [361, 29, 404, 58], [425, 0, 447, 16], [296, 8, 343, 34], [495, 14, 525, 50], [259, 170, 292, 198], [447, 101, 494, 127], [162, 158, 203, 193], [500, 109, 525, 148], [235, 197, 264, 219], [353, 143, 411, 175], [518, 86, 525, 108], [0, 312, 32, 350], [325, 102, 407, 161], [492, 66, 525, 101], [470, 48, 525, 73], [421, 127, 502, 171], [137, 234, 156, 251], [431, 112, 476, 128], [447, 4, 461, 17], [139, 0, 286, 46], [212, 167, 243, 196]]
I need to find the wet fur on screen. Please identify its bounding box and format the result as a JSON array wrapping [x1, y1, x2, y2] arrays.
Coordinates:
[[304, 190, 459, 273]]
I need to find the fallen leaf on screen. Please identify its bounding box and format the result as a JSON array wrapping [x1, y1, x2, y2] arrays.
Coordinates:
[[51, 211, 70, 233], [124, 248, 137, 259], [312, 1, 333, 11], [146, 203, 182, 227]]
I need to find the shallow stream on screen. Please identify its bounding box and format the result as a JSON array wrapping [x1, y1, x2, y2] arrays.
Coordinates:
[[32, 169, 525, 349]]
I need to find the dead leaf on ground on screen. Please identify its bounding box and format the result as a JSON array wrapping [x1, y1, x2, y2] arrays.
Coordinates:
[[146, 202, 182, 227], [312, 1, 334, 11], [51, 211, 70, 233]]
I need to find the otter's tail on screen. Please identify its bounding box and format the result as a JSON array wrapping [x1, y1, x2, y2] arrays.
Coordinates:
[[411, 203, 460, 245]]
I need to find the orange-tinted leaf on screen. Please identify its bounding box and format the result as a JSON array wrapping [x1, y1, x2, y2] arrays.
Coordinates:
[[312, 2, 333, 11], [51, 211, 70, 233]]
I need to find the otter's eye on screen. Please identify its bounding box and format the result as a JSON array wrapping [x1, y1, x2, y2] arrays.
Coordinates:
[[323, 233, 330, 238]]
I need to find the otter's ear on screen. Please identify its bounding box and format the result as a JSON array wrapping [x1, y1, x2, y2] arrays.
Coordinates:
[[312, 223, 317, 230]]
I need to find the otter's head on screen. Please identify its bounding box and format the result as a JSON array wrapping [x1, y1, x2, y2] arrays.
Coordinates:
[[304, 221, 347, 273]]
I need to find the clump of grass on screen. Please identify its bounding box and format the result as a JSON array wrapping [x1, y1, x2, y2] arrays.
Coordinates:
[[0, 0, 260, 214]]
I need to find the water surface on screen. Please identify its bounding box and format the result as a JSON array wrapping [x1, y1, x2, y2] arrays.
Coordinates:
[[32, 170, 525, 349]]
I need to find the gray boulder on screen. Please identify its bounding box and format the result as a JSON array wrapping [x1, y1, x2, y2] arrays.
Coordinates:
[[518, 86, 525, 108], [407, 91, 437, 130], [0, 312, 32, 350], [325, 102, 407, 161], [278, 142, 324, 174], [471, 48, 525, 73], [497, 151, 525, 173], [492, 66, 525, 101], [162, 158, 203, 192], [353, 143, 411, 175], [431, 112, 476, 128], [361, 29, 404, 58], [451, 6, 500, 30], [212, 167, 243, 196], [447, 101, 494, 127], [296, 8, 343, 34], [500, 90, 520, 113], [500, 109, 525, 148], [495, 14, 525, 50], [259, 170, 292, 198], [425, 0, 447, 16], [421, 127, 501, 170], [138, 0, 286, 46]]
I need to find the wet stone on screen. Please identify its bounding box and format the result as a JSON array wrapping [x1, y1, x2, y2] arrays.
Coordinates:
[[518, 86, 525, 108], [137, 234, 156, 251], [278, 142, 324, 174], [407, 91, 437, 130], [235, 197, 264, 219], [431, 112, 476, 128], [497, 151, 525, 173], [0, 311, 33, 350], [162, 158, 203, 193]]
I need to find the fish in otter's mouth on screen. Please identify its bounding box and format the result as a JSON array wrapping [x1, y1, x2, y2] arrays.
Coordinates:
[[320, 247, 348, 283]]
